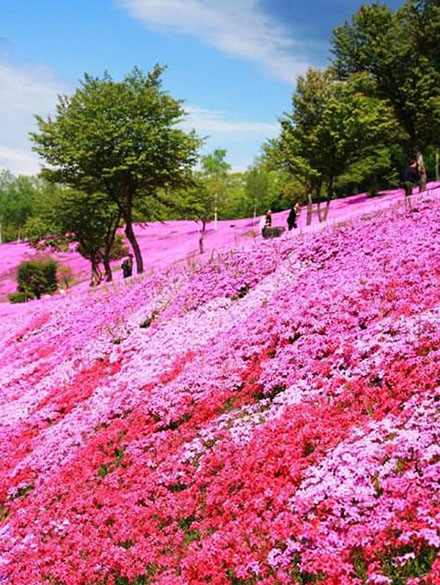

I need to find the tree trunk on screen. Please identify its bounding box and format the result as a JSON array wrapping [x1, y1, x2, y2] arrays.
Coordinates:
[[102, 210, 121, 283], [103, 256, 112, 282], [199, 220, 206, 255], [306, 192, 313, 226], [122, 195, 142, 276], [323, 199, 331, 221], [323, 179, 333, 222], [125, 220, 143, 274], [317, 202, 323, 223], [121, 190, 144, 274], [90, 257, 103, 287], [415, 147, 427, 192]]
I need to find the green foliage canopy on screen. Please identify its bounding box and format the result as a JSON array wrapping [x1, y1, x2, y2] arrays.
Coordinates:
[[331, 1, 440, 189], [49, 189, 121, 286], [0, 172, 39, 241], [200, 149, 231, 218], [30, 65, 202, 273], [270, 67, 396, 221]]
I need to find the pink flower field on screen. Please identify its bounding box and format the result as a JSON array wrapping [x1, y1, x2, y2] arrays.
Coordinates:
[[0, 184, 431, 306], [2, 186, 440, 584]]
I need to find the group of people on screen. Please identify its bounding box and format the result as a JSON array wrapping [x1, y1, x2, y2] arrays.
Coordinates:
[[260, 202, 300, 238], [122, 162, 421, 271], [259, 160, 421, 237]]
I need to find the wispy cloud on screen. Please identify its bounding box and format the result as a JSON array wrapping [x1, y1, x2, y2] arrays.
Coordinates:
[[0, 145, 40, 176], [181, 106, 279, 170], [0, 59, 68, 175], [182, 106, 279, 135], [118, 0, 310, 82]]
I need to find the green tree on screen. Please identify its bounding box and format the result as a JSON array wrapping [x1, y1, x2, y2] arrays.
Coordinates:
[[50, 190, 121, 286], [0, 172, 39, 242], [331, 1, 440, 191], [405, 0, 440, 71], [200, 149, 231, 228], [22, 181, 65, 244], [334, 146, 399, 197], [177, 178, 215, 254], [243, 161, 291, 218], [201, 148, 231, 176], [217, 171, 247, 219], [246, 165, 272, 219], [271, 68, 395, 224], [30, 65, 201, 274]]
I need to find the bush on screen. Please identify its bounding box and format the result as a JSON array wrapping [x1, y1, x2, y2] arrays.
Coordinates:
[[16, 258, 58, 300], [8, 292, 35, 303], [23, 217, 54, 242], [29, 234, 70, 252]]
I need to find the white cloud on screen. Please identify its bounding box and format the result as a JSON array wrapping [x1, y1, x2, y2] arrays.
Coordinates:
[[181, 106, 279, 170], [118, 0, 310, 82], [182, 105, 279, 135], [0, 59, 68, 175], [0, 145, 40, 176]]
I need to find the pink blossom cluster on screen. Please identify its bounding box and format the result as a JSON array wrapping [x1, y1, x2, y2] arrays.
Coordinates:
[[1, 190, 440, 584]]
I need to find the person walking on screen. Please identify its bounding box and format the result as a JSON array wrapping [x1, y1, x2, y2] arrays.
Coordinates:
[[121, 253, 133, 278], [402, 160, 420, 209], [287, 202, 300, 230]]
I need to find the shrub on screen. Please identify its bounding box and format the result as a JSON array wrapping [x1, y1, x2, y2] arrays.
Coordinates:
[[25, 218, 70, 251], [16, 258, 58, 300], [8, 291, 34, 303], [23, 217, 60, 243]]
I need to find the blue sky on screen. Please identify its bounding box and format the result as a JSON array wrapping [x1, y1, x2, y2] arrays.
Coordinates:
[[1, 0, 402, 175]]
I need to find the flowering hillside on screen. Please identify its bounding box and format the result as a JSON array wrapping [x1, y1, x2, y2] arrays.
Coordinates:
[[1, 183, 432, 304], [2, 192, 440, 584]]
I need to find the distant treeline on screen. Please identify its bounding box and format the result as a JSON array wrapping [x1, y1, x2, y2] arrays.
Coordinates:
[[0, 161, 290, 244]]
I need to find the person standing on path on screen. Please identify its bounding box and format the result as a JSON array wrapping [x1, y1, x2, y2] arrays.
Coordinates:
[[260, 209, 272, 238], [265, 209, 272, 228]]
